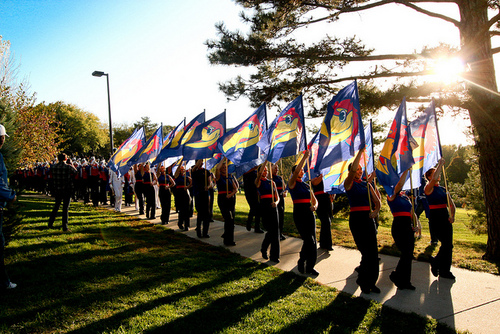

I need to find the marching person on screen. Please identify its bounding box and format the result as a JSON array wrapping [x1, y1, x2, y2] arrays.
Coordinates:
[[288, 151, 319, 275], [173, 164, 192, 231], [142, 162, 158, 219], [387, 168, 417, 290], [215, 158, 239, 246], [243, 167, 263, 233], [109, 169, 125, 212], [344, 148, 381, 294], [425, 158, 456, 280], [255, 163, 280, 263], [311, 173, 334, 251], [133, 163, 145, 215], [0, 125, 17, 291], [49, 153, 77, 232], [271, 163, 286, 240], [157, 164, 175, 225], [124, 167, 134, 207], [191, 159, 212, 238]]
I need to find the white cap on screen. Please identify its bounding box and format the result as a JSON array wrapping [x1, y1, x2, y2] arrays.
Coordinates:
[[0, 124, 9, 137]]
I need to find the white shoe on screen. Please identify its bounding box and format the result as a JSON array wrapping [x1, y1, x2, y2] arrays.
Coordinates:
[[6, 282, 17, 289]]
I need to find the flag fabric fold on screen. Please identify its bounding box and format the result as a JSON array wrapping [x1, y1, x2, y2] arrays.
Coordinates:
[[182, 111, 226, 161], [257, 95, 306, 163], [403, 101, 441, 190], [218, 103, 267, 164], [128, 125, 163, 166], [152, 119, 185, 166], [376, 97, 417, 196], [107, 127, 146, 177], [154, 112, 205, 164], [315, 80, 365, 172]]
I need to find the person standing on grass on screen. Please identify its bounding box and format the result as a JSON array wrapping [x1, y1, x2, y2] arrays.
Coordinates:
[[243, 167, 263, 233], [48, 153, 77, 232], [173, 164, 192, 231], [157, 164, 175, 225], [0, 124, 17, 291], [288, 151, 319, 275], [109, 169, 125, 212], [271, 163, 286, 241], [191, 159, 213, 238], [387, 168, 417, 290], [344, 148, 381, 294], [311, 173, 334, 251], [425, 158, 456, 280]]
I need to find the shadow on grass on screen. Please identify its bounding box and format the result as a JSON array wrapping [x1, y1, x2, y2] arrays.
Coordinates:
[[144, 272, 307, 334]]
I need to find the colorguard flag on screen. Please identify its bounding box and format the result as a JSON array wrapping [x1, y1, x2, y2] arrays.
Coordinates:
[[128, 125, 163, 166], [154, 112, 205, 163], [376, 98, 417, 196], [218, 103, 267, 164], [319, 123, 373, 194], [257, 95, 306, 163], [316, 80, 365, 172], [152, 119, 185, 166], [403, 101, 441, 190], [182, 111, 226, 161], [108, 127, 146, 177]]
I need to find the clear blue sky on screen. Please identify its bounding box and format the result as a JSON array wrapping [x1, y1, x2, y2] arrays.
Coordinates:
[[0, 0, 480, 145]]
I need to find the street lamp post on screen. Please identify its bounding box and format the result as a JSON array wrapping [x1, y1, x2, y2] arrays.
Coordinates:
[[92, 70, 114, 156]]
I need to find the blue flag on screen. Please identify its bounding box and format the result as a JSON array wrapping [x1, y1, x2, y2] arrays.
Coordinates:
[[182, 111, 226, 161], [316, 81, 365, 172], [257, 95, 306, 163], [218, 103, 267, 164], [154, 112, 205, 163], [403, 101, 441, 190], [128, 125, 163, 166], [152, 119, 185, 166], [107, 127, 146, 177], [376, 98, 417, 196]]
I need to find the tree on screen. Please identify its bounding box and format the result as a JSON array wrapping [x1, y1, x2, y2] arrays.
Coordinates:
[[207, 0, 500, 261], [41, 102, 108, 157], [133, 116, 159, 139]]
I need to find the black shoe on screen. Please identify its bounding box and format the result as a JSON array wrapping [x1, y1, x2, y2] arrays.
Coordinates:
[[151, 216, 156, 219], [203, 234, 210, 238], [178, 224, 184, 230], [400, 283, 416, 290], [389, 271, 401, 288], [246, 222, 251, 231], [139, 211, 144, 215], [321, 246, 334, 251], [297, 259, 305, 274], [255, 229, 264, 234], [224, 242, 236, 246], [306, 269, 319, 276], [370, 286, 381, 293], [261, 250, 268, 260], [184, 227, 189, 231], [280, 234, 286, 241], [360, 286, 371, 294], [196, 230, 202, 238], [270, 258, 280, 263], [430, 258, 439, 277], [440, 272, 456, 280], [354, 266, 360, 273]]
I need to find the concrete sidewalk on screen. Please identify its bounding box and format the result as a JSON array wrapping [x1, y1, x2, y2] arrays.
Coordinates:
[[119, 205, 500, 334]]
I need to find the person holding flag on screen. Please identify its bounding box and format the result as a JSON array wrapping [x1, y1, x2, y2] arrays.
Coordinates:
[[191, 159, 213, 238], [425, 158, 456, 280], [133, 163, 145, 215], [288, 150, 319, 275], [142, 162, 158, 219], [271, 163, 286, 240], [173, 163, 192, 231], [215, 158, 239, 246], [344, 148, 381, 294], [387, 168, 417, 290], [243, 167, 263, 233], [311, 174, 334, 251], [255, 163, 280, 263], [157, 164, 175, 225]]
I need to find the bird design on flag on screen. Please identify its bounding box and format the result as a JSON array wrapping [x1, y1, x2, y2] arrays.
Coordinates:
[[223, 115, 262, 151], [185, 121, 224, 150], [271, 108, 302, 147], [113, 138, 142, 167], [321, 99, 359, 148]]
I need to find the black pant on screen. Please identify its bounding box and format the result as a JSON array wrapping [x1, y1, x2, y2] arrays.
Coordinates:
[[293, 203, 317, 271], [159, 186, 171, 224], [49, 192, 72, 231], [349, 211, 379, 288], [195, 192, 210, 236], [90, 176, 99, 206], [391, 216, 415, 284], [277, 194, 284, 234], [176, 190, 191, 228], [316, 194, 333, 249], [135, 183, 144, 214], [430, 209, 453, 274], [245, 192, 261, 230], [260, 201, 280, 260], [144, 184, 156, 218], [218, 194, 235, 244]]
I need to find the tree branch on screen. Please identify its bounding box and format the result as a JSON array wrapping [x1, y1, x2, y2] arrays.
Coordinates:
[[397, 1, 460, 27]]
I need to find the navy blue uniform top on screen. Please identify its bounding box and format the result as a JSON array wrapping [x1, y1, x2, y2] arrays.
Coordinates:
[[346, 179, 370, 212], [289, 179, 311, 204], [387, 192, 412, 217]]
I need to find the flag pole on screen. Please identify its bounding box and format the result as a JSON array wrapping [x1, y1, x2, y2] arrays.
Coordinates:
[[269, 161, 275, 202], [409, 166, 416, 230], [431, 103, 452, 214], [225, 157, 229, 194], [363, 149, 373, 214], [306, 153, 313, 202]]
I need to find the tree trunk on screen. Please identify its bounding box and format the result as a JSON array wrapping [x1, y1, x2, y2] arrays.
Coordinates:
[[459, 0, 500, 261]]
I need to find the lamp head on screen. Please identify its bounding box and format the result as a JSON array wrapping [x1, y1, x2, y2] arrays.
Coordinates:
[[92, 71, 106, 77]]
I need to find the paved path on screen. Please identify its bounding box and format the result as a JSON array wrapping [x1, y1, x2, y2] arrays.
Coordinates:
[[118, 205, 500, 334]]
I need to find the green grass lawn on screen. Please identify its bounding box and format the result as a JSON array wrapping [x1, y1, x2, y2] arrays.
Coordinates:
[[0, 194, 461, 334], [212, 193, 498, 274]]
